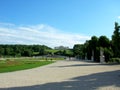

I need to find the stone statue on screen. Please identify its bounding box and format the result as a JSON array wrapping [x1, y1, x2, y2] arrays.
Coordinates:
[[100, 48, 105, 63]]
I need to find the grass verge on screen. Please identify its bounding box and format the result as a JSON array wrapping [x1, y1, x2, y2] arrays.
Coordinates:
[[0, 60, 54, 73]]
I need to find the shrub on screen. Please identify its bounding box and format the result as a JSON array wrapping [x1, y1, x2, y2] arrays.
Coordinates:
[[110, 58, 120, 63]]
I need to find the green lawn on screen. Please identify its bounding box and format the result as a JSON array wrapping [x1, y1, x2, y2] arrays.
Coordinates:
[[0, 59, 54, 73], [46, 49, 59, 53]]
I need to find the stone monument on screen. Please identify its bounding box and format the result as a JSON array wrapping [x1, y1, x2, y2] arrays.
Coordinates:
[[91, 50, 94, 61], [100, 48, 105, 63]]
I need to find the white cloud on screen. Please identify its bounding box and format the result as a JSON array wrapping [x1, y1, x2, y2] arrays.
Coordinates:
[[118, 16, 120, 19], [0, 23, 90, 48], [0, 22, 15, 27]]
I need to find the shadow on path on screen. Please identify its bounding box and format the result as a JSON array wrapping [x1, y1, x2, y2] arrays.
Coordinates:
[[55, 63, 101, 67], [52, 62, 120, 68], [1, 70, 120, 90]]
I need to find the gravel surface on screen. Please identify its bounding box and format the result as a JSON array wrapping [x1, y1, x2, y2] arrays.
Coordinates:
[[0, 60, 120, 90]]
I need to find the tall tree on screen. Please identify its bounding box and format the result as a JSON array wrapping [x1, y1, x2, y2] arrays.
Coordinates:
[[98, 36, 112, 62], [73, 44, 84, 59], [90, 36, 99, 61], [112, 22, 120, 57]]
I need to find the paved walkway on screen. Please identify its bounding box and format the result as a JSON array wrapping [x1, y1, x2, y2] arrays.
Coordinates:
[[0, 60, 120, 90]]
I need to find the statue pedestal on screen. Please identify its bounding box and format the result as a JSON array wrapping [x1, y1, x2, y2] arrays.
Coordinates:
[[100, 55, 105, 64], [91, 56, 94, 61], [100, 48, 105, 63]]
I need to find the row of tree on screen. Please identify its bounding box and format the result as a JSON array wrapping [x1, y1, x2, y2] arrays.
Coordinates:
[[0, 45, 51, 57], [0, 44, 73, 57], [73, 22, 120, 62]]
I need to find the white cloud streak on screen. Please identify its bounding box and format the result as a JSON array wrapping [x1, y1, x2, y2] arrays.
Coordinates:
[[0, 23, 90, 48], [0, 22, 15, 27], [118, 16, 120, 19]]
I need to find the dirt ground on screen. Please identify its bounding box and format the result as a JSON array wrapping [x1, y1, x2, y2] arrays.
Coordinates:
[[0, 60, 120, 90]]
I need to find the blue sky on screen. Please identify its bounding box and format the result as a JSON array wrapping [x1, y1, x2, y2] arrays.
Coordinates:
[[0, 0, 120, 48]]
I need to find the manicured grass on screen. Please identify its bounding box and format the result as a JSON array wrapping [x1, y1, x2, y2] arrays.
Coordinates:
[[0, 59, 54, 73], [46, 49, 59, 53]]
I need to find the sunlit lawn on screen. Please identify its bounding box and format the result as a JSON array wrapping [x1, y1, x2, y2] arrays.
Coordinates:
[[0, 58, 54, 73]]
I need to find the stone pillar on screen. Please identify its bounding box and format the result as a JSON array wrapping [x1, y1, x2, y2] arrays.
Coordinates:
[[91, 50, 94, 61], [85, 53, 87, 60], [100, 48, 105, 63], [91, 56, 94, 61]]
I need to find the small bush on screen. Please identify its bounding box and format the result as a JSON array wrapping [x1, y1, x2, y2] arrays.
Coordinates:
[[110, 58, 120, 63]]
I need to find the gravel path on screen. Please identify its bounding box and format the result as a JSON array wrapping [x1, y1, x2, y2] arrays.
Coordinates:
[[0, 60, 120, 90]]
